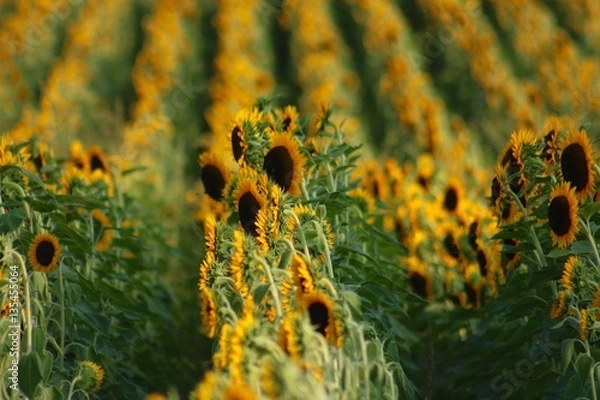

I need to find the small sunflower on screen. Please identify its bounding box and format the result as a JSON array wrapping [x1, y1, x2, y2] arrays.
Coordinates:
[[548, 183, 579, 249], [550, 290, 568, 319], [200, 287, 218, 338], [263, 132, 306, 195], [540, 116, 560, 166], [68, 140, 89, 171], [91, 210, 112, 252], [87, 146, 110, 173], [559, 130, 595, 201], [199, 151, 230, 201], [229, 108, 261, 163], [580, 308, 590, 340], [277, 105, 300, 134], [302, 291, 336, 341], [279, 311, 302, 359], [78, 361, 104, 393], [561, 256, 578, 292], [230, 229, 249, 297], [28, 233, 61, 273], [291, 253, 315, 295], [234, 178, 267, 237], [204, 215, 218, 257]]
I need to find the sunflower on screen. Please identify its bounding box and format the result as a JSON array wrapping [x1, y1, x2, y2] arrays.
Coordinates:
[[559, 130, 595, 201], [291, 253, 314, 295], [540, 116, 560, 166], [279, 311, 302, 359], [263, 132, 306, 195], [230, 230, 249, 297], [223, 380, 258, 400], [87, 146, 110, 173], [580, 308, 589, 340], [204, 215, 217, 258], [550, 290, 568, 319], [302, 291, 336, 342], [212, 323, 231, 369], [200, 287, 218, 338], [68, 140, 89, 171], [548, 183, 579, 249], [192, 371, 218, 400], [28, 233, 61, 273], [234, 178, 267, 237], [441, 177, 463, 213], [229, 108, 261, 163], [277, 105, 299, 134], [91, 210, 112, 252], [78, 361, 104, 393], [199, 151, 230, 201], [592, 285, 600, 321], [60, 165, 89, 195], [561, 256, 578, 292]]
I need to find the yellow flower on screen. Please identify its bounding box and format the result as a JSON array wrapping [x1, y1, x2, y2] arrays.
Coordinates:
[[263, 131, 307, 196], [78, 361, 104, 393], [548, 182, 579, 249], [28, 233, 61, 273]]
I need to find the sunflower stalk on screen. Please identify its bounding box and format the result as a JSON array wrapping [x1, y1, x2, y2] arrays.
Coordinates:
[[582, 219, 600, 270], [505, 187, 547, 268], [8, 250, 33, 354], [311, 220, 334, 279], [585, 339, 599, 400], [285, 210, 310, 258], [58, 261, 66, 369], [257, 257, 283, 318], [66, 374, 82, 400]]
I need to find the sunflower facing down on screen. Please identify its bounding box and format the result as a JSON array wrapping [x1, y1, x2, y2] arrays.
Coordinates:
[[199, 151, 230, 201], [263, 132, 306, 196], [92, 209, 113, 252], [200, 287, 218, 338], [234, 178, 267, 237], [28, 233, 62, 273], [559, 130, 595, 201], [548, 183, 579, 249], [301, 291, 341, 346], [78, 361, 105, 393]]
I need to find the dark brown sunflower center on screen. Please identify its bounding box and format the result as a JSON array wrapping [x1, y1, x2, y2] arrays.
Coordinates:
[[239, 192, 261, 236], [282, 117, 292, 132], [503, 237, 518, 262], [308, 301, 329, 337], [231, 126, 245, 162], [409, 272, 428, 298], [33, 154, 44, 171], [468, 221, 478, 250], [443, 186, 458, 211], [543, 130, 556, 161], [561, 143, 589, 192], [74, 158, 85, 170], [36, 240, 56, 266], [490, 176, 501, 206], [443, 234, 460, 259], [395, 219, 406, 244], [548, 195, 572, 236], [201, 165, 226, 201], [477, 249, 488, 277], [90, 155, 106, 172], [263, 146, 294, 191]]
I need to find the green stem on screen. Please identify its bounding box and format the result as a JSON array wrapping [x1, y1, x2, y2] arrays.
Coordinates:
[[9, 251, 33, 354], [582, 221, 600, 274], [59, 261, 66, 369], [67, 375, 82, 400], [285, 210, 310, 258], [311, 220, 334, 278], [258, 257, 283, 318], [586, 340, 599, 400], [505, 189, 547, 267]]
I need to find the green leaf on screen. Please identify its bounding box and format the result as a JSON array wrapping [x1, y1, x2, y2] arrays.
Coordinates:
[[253, 283, 271, 304], [580, 202, 600, 220], [19, 353, 43, 398], [38, 351, 53, 382], [561, 339, 575, 372], [342, 290, 362, 315], [575, 353, 594, 383], [0, 208, 26, 233], [72, 302, 110, 335]]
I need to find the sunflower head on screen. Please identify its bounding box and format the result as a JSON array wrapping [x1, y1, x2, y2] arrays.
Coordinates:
[[77, 361, 104, 393], [199, 151, 230, 201], [87, 146, 110, 174], [229, 107, 264, 165], [263, 132, 306, 196], [91, 210, 112, 252], [28, 233, 61, 273], [559, 129, 595, 201], [548, 182, 579, 249], [277, 105, 300, 134], [540, 116, 561, 166], [302, 291, 337, 343], [442, 177, 463, 213], [233, 175, 268, 237], [68, 140, 89, 171], [200, 287, 218, 338]]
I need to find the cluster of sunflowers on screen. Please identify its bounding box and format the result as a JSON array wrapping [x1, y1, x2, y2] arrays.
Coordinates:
[[0, 137, 176, 398], [192, 104, 406, 399], [490, 116, 600, 393], [352, 136, 502, 309]]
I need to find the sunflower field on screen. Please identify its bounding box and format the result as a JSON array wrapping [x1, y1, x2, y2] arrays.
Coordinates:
[[1, 0, 600, 399]]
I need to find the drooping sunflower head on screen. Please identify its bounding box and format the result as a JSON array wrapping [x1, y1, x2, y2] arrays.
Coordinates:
[[233, 175, 268, 237], [561, 256, 579, 293], [199, 151, 230, 201], [200, 287, 218, 338], [301, 291, 336, 341], [263, 132, 306, 196], [559, 129, 595, 201], [548, 182, 579, 249], [540, 116, 561, 166], [28, 233, 61, 273], [229, 107, 264, 165], [77, 360, 105, 393]]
